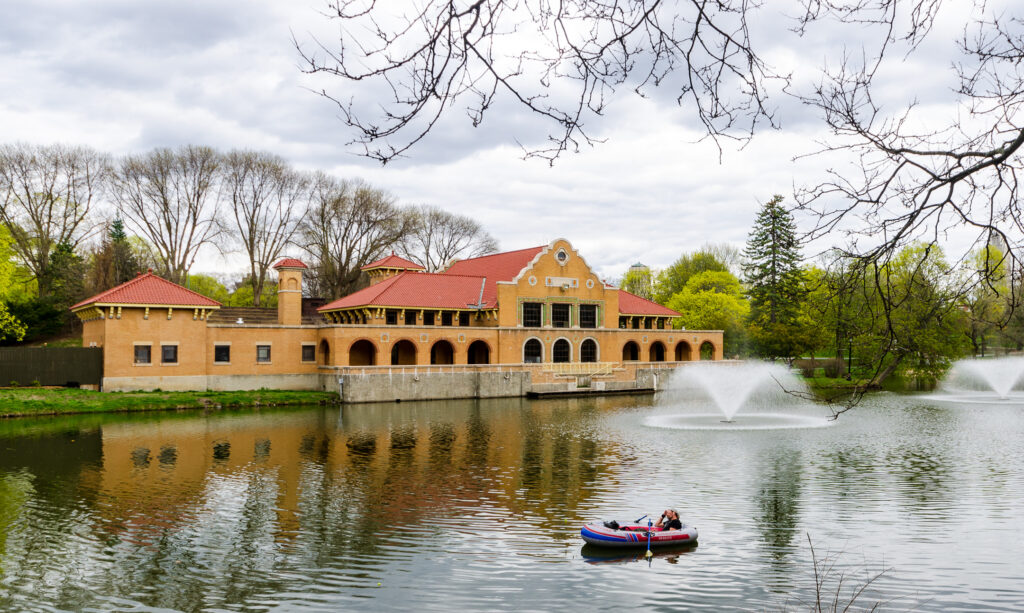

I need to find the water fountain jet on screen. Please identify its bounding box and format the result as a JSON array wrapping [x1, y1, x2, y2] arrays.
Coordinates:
[[645, 361, 832, 430]]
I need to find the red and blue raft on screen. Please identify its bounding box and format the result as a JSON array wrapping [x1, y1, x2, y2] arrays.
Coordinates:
[[580, 520, 698, 548]]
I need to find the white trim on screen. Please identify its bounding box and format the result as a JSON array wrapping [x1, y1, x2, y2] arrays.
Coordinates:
[[579, 337, 600, 362], [522, 336, 544, 363], [551, 336, 573, 363]]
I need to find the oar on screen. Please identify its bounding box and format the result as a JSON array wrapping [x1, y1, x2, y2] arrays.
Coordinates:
[[645, 518, 653, 558], [634, 514, 648, 523]]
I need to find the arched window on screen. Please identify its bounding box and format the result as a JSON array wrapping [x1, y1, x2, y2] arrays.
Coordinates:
[[580, 339, 598, 363], [318, 339, 331, 365], [349, 339, 376, 366], [467, 340, 490, 364], [649, 341, 666, 362], [622, 341, 640, 361], [431, 340, 455, 364], [700, 341, 715, 360], [523, 338, 543, 363], [391, 340, 416, 365], [553, 339, 571, 363], [674, 341, 692, 361]]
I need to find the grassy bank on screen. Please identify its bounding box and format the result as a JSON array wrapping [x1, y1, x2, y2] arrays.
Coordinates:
[[0, 387, 339, 418]]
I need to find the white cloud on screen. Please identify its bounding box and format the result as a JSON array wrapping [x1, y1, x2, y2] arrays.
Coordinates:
[[0, 0, 1003, 282]]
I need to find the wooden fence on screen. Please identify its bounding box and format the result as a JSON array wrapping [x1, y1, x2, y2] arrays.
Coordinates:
[[0, 347, 103, 387]]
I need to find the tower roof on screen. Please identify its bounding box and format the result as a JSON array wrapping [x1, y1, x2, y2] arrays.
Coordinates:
[[361, 253, 425, 271], [273, 257, 308, 269]]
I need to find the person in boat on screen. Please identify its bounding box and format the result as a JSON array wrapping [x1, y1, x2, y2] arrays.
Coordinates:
[[654, 509, 682, 531]]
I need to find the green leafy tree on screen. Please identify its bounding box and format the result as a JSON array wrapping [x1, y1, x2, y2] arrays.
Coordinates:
[[859, 244, 970, 385], [228, 280, 278, 308], [620, 265, 654, 300], [961, 243, 1008, 357], [667, 271, 749, 356], [743, 195, 809, 360], [653, 250, 729, 304], [0, 301, 26, 343], [185, 274, 230, 304]]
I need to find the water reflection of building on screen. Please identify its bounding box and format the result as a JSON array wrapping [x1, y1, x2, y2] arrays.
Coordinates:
[[89, 400, 625, 548], [72, 239, 724, 399]]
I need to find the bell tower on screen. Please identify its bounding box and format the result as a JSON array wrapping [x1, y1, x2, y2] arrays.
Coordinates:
[[273, 258, 307, 325]]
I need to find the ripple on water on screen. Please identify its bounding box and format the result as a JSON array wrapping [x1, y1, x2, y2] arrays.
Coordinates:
[[644, 412, 835, 430]]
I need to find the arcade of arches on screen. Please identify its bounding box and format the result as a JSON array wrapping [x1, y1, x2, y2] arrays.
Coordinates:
[[348, 336, 717, 366]]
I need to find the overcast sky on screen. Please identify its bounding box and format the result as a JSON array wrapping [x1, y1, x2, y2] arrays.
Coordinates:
[[0, 0, 999, 282]]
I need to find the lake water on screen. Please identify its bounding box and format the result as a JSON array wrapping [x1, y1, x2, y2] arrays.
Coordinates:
[[1, 389, 1022, 611]]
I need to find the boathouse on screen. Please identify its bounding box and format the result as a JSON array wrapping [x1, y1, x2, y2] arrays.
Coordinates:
[[72, 239, 724, 401]]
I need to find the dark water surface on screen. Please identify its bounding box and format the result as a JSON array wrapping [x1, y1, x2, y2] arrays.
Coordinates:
[[0, 392, 1022, 611]]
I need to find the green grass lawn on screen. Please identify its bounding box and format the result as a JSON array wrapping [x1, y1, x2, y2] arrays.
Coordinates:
[[0, 387, 339, 417]]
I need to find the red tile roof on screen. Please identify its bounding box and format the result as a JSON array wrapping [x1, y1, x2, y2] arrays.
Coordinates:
[[273, 257, 308, 269], [320, 272, 492, 311], [442, 246, 543, 280], [70, 272, 222, 310], [617, 290, 680, 317], [361, 253, 425, 271]]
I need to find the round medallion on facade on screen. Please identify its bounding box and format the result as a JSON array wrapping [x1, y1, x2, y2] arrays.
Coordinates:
[[585, 279, 594, 289], [528, 275, 537, 286], [555, 248, 569, 265]]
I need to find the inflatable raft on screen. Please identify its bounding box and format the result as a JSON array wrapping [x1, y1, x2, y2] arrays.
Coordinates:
[[580, 520, 698, 548]]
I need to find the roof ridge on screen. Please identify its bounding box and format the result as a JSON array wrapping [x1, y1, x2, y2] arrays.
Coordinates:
[[451, 245, 545, 265]]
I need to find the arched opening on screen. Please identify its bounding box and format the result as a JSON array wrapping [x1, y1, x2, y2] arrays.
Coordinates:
[[318, 339, 331, 365], [553, 338, 571, 363], [467, 340, 490, 364], [674, 341, 692, 361], [430, 340, 455, 365], [700, 341, 715, 360], [349, 339, 376, 366], [390, 339, 417, 365], [580, 339, 598, 363], [622, 341, 640, 361], [523, 338, 543, 363], [649, 341, 666, 362]]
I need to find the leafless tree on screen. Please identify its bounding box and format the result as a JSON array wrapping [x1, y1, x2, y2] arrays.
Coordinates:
[[0, 143, 109, 297], [223, 150, 309, 306], [399, 205, 498, 272], [295, 0, 781, 164], [111, 145, 223, 284], [298, 174, 416, 298]]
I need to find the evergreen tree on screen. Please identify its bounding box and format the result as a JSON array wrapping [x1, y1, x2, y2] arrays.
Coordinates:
[[742, 195, 808, 360], [743, 195, 805, 324]]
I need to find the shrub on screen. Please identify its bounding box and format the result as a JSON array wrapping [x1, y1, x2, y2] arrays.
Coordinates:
[[8, 380, 18, 387], [31, 379, 41, 387]]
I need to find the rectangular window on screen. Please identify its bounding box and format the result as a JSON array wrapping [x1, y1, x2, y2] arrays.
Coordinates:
[[644, 317, 653, 329], [657, 318, 665, 330], [441, 312, 453, 326], [423, 312, 435, 326], [214, 345, 231, 363], [302, 344, 315, 362], [405, 311, 418, 325], [257, 345, 271, 363], [551, 303, 570, 328], [579, 304, 597, 328], [522, 302, 543, 327], [161, 345, 178, 364], [134, 345, 151, 365], [631, 318, 640, 329], [385, 310, 398, 325], [619, 317, 628, 329], [459, 311, 470, 326]]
